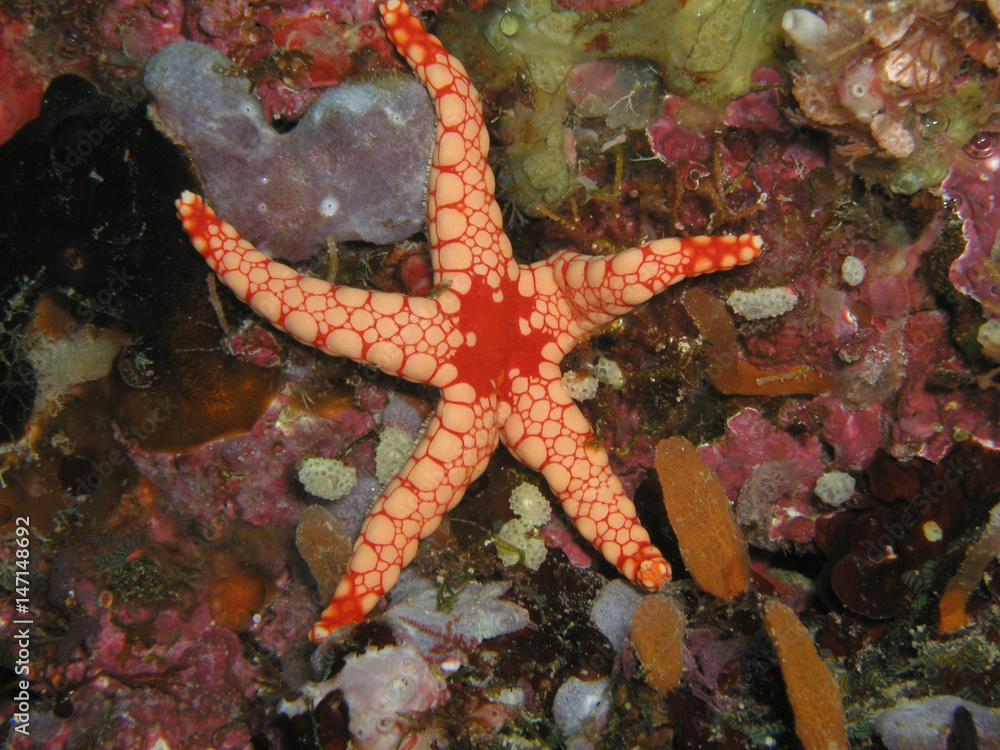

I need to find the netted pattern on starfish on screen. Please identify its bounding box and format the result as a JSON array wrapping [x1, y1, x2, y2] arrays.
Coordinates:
[[550, 235, 761, 332], [177, 194, 463, 388], [176, 0, 763, 643], [381, 0, 515, 299]]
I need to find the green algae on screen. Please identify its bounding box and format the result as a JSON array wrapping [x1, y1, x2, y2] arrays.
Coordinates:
[[436, 0, 791, 213]]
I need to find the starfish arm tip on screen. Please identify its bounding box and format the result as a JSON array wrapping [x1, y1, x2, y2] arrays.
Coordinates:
[[636, 558, 672, 590]]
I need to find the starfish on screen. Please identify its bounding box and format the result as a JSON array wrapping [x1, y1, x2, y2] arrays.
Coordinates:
[[176, 0, 762, 642]]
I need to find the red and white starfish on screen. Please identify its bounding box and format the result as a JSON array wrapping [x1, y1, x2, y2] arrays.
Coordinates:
[[176, 0, 762, 642]]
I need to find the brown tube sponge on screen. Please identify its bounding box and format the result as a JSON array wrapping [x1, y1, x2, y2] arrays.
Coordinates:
[[630, 595, 686, 691], [763, 599, 849, 750], [653, 436, 750, 599]]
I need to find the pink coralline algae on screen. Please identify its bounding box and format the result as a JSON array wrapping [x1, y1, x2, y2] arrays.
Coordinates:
[[0, 0, 440, 147], [129, 399, 378, 530], [943, 133, 1000, 317], [0, 9, 46, 143], [645, 71, 816, 235], [25, 600, 270, 748], [782, 395, 885, 471], [893, 310, 1000, 459], [699, 408, 826, 547]]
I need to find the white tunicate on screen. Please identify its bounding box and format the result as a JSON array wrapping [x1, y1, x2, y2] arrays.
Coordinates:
[[510, 482, 552, 526], [841, 255, 866, 286], [977, 318, 1000, 362], [593, 357, 625, 389], [375, 425, 417, 484], [781, 9, 832, 72], [726, 287, 799, 320], [496, 518, 547, 570], [298, 457, 357, 501], [562, 370, 599, 400], [782, 9, 829, 51], [814, 471, 856, 507]]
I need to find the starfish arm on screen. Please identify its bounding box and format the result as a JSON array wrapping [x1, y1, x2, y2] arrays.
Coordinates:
[[548, 234, 763, 334], [176, 191, 460, 384], [380, 0, 515, 295], [501, 376, 671, 590], [311, 391, 500, 641]]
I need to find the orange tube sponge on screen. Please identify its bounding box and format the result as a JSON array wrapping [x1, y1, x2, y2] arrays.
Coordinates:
[[653, 436, 750, 599], [763, 599, 848, 750], [630, 595, 686, 691], [939, 503, 1000, 632]]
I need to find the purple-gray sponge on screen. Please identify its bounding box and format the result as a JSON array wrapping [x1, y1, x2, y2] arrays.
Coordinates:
[[144, 42, 434, 260]]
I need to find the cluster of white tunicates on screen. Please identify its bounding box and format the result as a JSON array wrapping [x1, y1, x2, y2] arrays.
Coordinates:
[[814, 470, 856, 507], [298, 457, 357, 501], [495, 482, 553, 570], [562, 357, 626, 401], [375, 425, 417, 484], [726, 287, 799, 320]]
